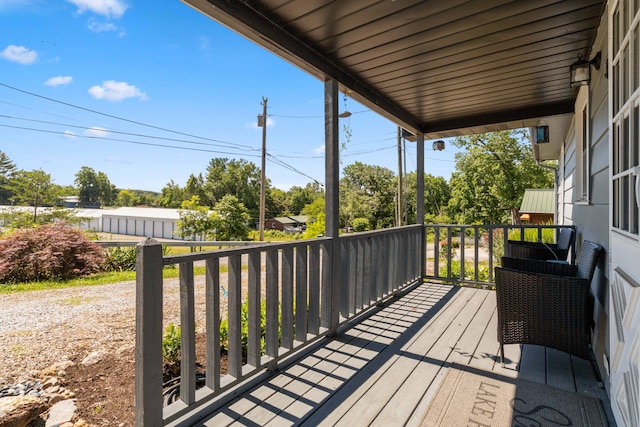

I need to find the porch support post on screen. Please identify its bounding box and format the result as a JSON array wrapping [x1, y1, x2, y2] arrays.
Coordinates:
[[325, 79, 341, 335], [135, 237, 163, 427], [416, 133, 426, 278]]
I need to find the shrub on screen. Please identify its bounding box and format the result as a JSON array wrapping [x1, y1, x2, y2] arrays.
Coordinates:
[[352, 217, 371, 232], [162, 322, 182, 365], [104, 246, 137, 271], [0, 224, 106, 283], [220, 299, 268, 356]]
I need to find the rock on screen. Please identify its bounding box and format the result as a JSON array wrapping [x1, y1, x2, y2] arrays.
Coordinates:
[[80, 351, 104, 366], [45, 399, 77, 427], [40, 361, 74, 378], [0, 395, 47, 427]]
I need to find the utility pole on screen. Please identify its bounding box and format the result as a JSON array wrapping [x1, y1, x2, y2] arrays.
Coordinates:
[[396, 126, 403, 227], [258, 97, 268, 241]]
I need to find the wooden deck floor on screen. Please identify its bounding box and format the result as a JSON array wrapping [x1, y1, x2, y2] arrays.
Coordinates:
[[192, 283, 613, 426]]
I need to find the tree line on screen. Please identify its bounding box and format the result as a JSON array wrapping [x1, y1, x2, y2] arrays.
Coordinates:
[[0, 129, 554, 232]]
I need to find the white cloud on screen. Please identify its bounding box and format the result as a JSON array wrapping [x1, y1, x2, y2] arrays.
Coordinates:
[[85, 126, 109, 137], [313, 144, 325, 155], [88, 80, 148, 101], [64, 130, 77, 138], [87, 17, 126, 36], [67, 0, 128, 19], [1, 45, 38, 64], [45, 75, 73, 87]]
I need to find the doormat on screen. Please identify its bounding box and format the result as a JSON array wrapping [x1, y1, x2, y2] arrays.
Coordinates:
[[421, 367, 608, 426]]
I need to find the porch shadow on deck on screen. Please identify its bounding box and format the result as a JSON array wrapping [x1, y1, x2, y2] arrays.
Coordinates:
[[172, 283, 614, 426]]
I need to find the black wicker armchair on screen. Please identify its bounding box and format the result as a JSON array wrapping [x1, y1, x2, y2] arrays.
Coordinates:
[[495, 240, 603, 366], [507, 227, 575, 261]]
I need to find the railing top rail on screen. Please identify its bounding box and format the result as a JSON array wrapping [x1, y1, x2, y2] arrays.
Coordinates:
[[424, 224, 575, 229], [338, 224, 423, 241], [160, 237, 332, 265], [96, 240, 259, 247]]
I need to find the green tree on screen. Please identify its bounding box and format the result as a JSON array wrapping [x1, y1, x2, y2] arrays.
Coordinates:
[[340, 162, 396, 229], [289, 182, 324, 214], [211, 195, 251, 241], [0, 151, 17, 204], [404, 172, 452, 223], [447, 130, 554, 224], [158, 180, 185, 208], [176, 196, 213, 240], [302, 197, 326, 238], [269, 187, 290, 216], [116, 189, 141, 207], [74, 166, 116, 206], [7, 169, 57, 222], [203, 158, 262, 217]]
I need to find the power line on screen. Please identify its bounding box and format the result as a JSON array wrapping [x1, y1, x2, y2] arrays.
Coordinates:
[[1, 82, 325, 184], [0, 82, 255, 151], [0, 114, 258, 152], [0, 124, 263, 158]]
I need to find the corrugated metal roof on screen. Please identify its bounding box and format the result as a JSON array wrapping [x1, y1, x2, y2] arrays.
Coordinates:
[[273, 216, 297, 224], [185, 0, 605, 139], [101, 207, 182, 220], [520, 189, 554, 214], [288, 215, 308, 223]]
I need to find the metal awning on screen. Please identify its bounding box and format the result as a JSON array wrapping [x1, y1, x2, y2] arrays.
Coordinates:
[[183, 0, 605, 150]]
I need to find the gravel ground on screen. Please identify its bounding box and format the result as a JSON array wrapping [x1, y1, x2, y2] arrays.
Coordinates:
[[0, 276, 213, 383]]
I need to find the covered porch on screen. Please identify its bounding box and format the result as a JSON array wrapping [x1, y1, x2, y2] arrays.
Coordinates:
[[186, 283, 611, 426], [134, 1, 614, 425]]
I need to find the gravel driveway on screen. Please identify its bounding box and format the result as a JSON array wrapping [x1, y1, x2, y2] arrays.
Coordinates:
[[0, 276, 213, 383]]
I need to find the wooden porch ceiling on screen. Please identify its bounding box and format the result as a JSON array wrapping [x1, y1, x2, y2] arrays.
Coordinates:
[[182, 0, 605, 138]]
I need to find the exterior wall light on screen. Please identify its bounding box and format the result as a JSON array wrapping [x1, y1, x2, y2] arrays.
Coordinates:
[[570, 51, 601, 87]]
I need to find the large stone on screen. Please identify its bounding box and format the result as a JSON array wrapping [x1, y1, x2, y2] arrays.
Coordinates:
[[80, 351, 104, 366], [45, 399, 77, 427], [0, 395, 47, 427]]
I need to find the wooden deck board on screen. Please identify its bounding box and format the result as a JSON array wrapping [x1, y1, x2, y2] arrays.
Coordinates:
[[194, 283, 611, 427]]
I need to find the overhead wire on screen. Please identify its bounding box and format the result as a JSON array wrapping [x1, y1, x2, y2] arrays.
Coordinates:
[[0, 82, 325, 184]]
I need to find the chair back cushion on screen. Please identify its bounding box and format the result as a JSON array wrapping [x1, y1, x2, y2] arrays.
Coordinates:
[[557, 227, 575, 250], [576, 240, 603, 280]]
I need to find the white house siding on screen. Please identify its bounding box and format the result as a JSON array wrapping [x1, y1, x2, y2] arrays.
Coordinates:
[[559, 12, 612, 394]]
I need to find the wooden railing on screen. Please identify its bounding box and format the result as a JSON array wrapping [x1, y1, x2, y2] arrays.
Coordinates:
[[424, 224, 576, 287], [135, 225, 423, 426]]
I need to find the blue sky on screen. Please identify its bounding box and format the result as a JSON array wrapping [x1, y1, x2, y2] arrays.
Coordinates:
[[0, 0, 459, 192]]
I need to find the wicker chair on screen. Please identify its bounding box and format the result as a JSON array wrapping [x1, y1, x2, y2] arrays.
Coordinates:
[[507, 227, 575, 261], [495, 240, 603, 366]]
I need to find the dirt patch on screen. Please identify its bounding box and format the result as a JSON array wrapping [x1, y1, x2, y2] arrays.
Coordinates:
[[61, 333, 225, 426]]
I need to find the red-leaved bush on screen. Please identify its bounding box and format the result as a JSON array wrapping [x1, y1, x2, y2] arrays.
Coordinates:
[[0, 224, 106, 283]]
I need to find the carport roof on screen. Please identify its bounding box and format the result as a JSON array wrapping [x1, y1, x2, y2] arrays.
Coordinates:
[[183, 0, 605, 140]]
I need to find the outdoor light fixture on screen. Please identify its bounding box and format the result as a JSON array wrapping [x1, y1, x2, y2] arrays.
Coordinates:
[[432, 140, 445, 151], [570, 51, 601, 87], [534, 125, 550, 143]]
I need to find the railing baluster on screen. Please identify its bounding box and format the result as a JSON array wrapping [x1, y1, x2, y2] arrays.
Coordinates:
[[355, 239, 364, 311], [459, 228, 465, 282], [281, 247, 294, 350], [265, 249, 279, 358], [205, 258, 220, 390], [295, 245, 308, 342], [228, 255, 242, 379], [320, 242, 331, 329], [308, 244, 320, 335], [474, 227, 480, 283], [362, 237, 371, 306], [247, 252, 261, 368], [434, 226, 440, 277], [374, 235, 384, 300], [340, 239, 350, 318], [179, 262, 196, 404]]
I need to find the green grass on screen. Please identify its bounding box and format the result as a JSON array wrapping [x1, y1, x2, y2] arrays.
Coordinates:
[[0, 265, 225, 294]]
